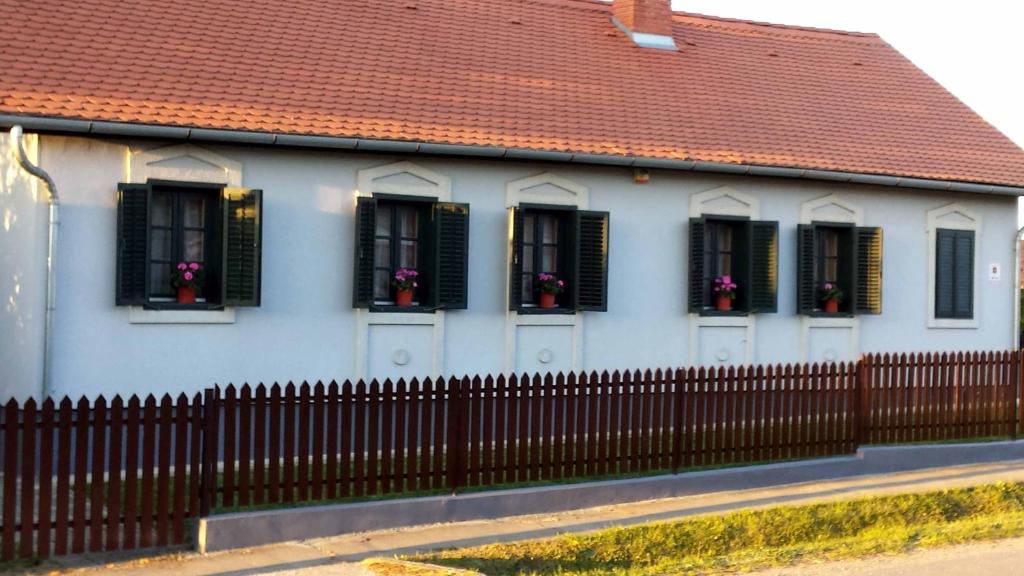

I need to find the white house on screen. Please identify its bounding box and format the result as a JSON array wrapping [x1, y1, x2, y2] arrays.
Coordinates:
[[2, 0, 1024, 400]]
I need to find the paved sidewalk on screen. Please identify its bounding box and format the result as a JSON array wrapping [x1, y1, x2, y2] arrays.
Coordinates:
[[28, 459, 1024, 575]]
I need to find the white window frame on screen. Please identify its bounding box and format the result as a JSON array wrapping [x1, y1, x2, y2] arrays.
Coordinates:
[[926, 203, 981, 329]]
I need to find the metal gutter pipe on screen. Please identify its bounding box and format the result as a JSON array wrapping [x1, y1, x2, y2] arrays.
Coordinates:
[[1, 114, 1023, 197], [10, 125, 59, 399]]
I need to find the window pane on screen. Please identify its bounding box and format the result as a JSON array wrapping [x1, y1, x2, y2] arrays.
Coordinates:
[[184, 230, 204, 262], [717, 253, 731, 276], [183, 195, 205, 228], [399, 207, 418, 238], [522, 244, 534, 273], [824, 258, 838, 283], [374, 269, 391, 300], [521, 274, 534, 304], [374, 239, 391, 267], [150, 263, 171, 295], [523, 214, 535, 242], [717, 224, 732, 253], [151, 193, 172, 227], [822, 230, 839, 258], [150, 228, 172, 261], [375, 205, 392, 236], [542, 246, 558, 272], [542, 215, 558, 243], [400, 240, 418, 269]]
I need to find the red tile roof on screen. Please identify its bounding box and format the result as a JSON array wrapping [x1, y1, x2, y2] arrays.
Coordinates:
[[2, 0, 1024, 187]]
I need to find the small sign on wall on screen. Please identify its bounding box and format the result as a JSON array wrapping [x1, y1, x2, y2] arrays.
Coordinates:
[[989, 263, 1002, 281]]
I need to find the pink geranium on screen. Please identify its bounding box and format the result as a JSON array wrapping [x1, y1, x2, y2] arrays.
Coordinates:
[[171, 261, 203, 290], [713, 275, 738, 299], [393, 268, 418, 291], [537, 273, 565, 295]]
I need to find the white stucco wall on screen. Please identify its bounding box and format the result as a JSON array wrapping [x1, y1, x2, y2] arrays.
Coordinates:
[[0, 132, 47, 401], [2, 134, 1017, 399]]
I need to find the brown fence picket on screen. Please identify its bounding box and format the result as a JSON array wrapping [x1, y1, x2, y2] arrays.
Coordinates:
[[341, 381, 354, 497], [268, 385, 281, 503], [172, 394, 188, 545], [20, 399, 37, 558], [38, 398, 55, 559], [326, 382, 339, 498], [393, 379, 406, 494], [298, 383, 311, 501], [223, 386, 236, 509], [283, 383, 296, 503], [313, 382, 325, 500], [379, 380, 392, 495], [238, 385, 252, 507], [156, 395, 172, 547], [252, 385, 267, 505], [107, 396, 123, 551], [482, 376, 494, 486], [122, 397, 138, 551]]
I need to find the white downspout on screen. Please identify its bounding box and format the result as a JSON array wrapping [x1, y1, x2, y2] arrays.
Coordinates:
[[10, 126, 59, 399]]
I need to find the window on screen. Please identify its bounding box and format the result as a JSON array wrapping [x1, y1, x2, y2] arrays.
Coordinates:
[[935, 228, 974, 319], [115, 181, 263, 308], [353, 196, 469, 311], [689, 217, 778, 314], [796, 224, 883, 315], [372, 201, 430, 304], [509, 206, 609, 313]]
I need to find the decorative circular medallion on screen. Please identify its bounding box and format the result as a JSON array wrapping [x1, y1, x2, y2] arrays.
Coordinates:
[[392, 349, 411, 366], [537, 349, 554, 364], [824, 349, 837, 362], [716, 349, 730, 362]]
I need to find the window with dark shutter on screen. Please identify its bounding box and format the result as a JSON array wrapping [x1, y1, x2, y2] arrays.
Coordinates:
[[690, 217, 776, 315], [353, 195, 469, 312], [434, 202, 470, 309], [796, 224, 817, 314], [797, 223, 870, 316], [222, 188, 263, 307], [508, 205, 608, 314], [575, 210, 609, 311], [935, 228, 974, 319]]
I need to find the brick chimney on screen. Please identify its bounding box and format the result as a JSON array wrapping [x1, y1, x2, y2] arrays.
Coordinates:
[[611, 0, 678, 50]]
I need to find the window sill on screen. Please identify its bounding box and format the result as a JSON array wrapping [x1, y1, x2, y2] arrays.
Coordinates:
[[128, 306, 236, 324], [369, 305, 438, 314], [697, 309, 749, 318], [928, 317, 978, 329], [516, 307, 576, 316], [805, 311, 855, 319]]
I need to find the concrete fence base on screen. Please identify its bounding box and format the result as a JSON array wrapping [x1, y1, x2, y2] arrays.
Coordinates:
[[196, 440, 1024, 553]]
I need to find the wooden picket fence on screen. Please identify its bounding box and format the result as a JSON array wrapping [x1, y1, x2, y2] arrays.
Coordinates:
[[0, 350, 1020, 561]]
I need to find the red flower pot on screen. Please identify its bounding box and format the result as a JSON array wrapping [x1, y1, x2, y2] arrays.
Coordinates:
[[715, 295, 733, 312], [539, 292, 557, 309], [823, 299, 840, 314], [177, 286, 196, 304], [396, 289, 414, 307]]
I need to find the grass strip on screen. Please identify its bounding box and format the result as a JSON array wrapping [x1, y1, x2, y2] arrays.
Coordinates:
[[412, 482, 1024, 575]]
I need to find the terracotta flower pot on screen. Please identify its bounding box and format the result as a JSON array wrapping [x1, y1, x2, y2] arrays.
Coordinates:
[[715, 295, 733, 312], [396, 289, 414, 307], [539, 292, 557, 309], [823, 299, 840, 314], [177, 286, 196, 304]]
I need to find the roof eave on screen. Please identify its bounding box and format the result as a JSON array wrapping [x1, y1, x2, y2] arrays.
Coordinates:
[[3, 114, 1022, 196]]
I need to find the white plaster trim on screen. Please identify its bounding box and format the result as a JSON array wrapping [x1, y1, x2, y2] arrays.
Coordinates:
[[798, 316, 859, 363], [354, 310, 445, 381], [505, 172, 589, 209], [503, 173, 589, 373], [356, 161, 451, 201], [689, 186, 759, 219], [799, 193, 863, 226], [128, 307, 236, 324], [610, 17, 679, 51], [925, 203, 981, 329], [129, 144, 242, 186], [687, 315, 755, 366]]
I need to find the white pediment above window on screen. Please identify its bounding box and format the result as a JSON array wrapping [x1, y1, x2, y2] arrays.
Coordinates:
[[506, 173, 589, 209], [800, 194, 863, 225], [689, 186, 758, 218], [130, 144, 241, 186], [927, 203, 981, 232], [357, 161, 451, 201]]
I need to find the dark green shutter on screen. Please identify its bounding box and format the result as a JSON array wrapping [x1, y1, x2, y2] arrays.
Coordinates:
[[688, 218, 705, 312], [796, 224, 816, 314], [352, 196, 377, 308], [222, 188, 263, 307], [748, 220, 778, 313], [433, 202, 470, 309], [936, 229, 975, 319], [855, 227, 883, 314], [115, 183, 150, 305], [574, 210, 610, 312], [508, 207, 524, 311]]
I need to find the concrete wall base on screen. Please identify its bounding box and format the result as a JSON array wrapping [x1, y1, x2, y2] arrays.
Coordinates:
[[196, 440, 1024, 553]]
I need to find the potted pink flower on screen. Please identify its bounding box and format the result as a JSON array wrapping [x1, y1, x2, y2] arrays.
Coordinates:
[[393, 268, 418, 307], [536, 273, 564, 309], [172, 261, 203, 304], [819, 282, 843, 314], [712, 275, 737, 311]]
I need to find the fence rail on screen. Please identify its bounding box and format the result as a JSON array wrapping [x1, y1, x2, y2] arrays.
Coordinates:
[[1, 350, 1020, 561]]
